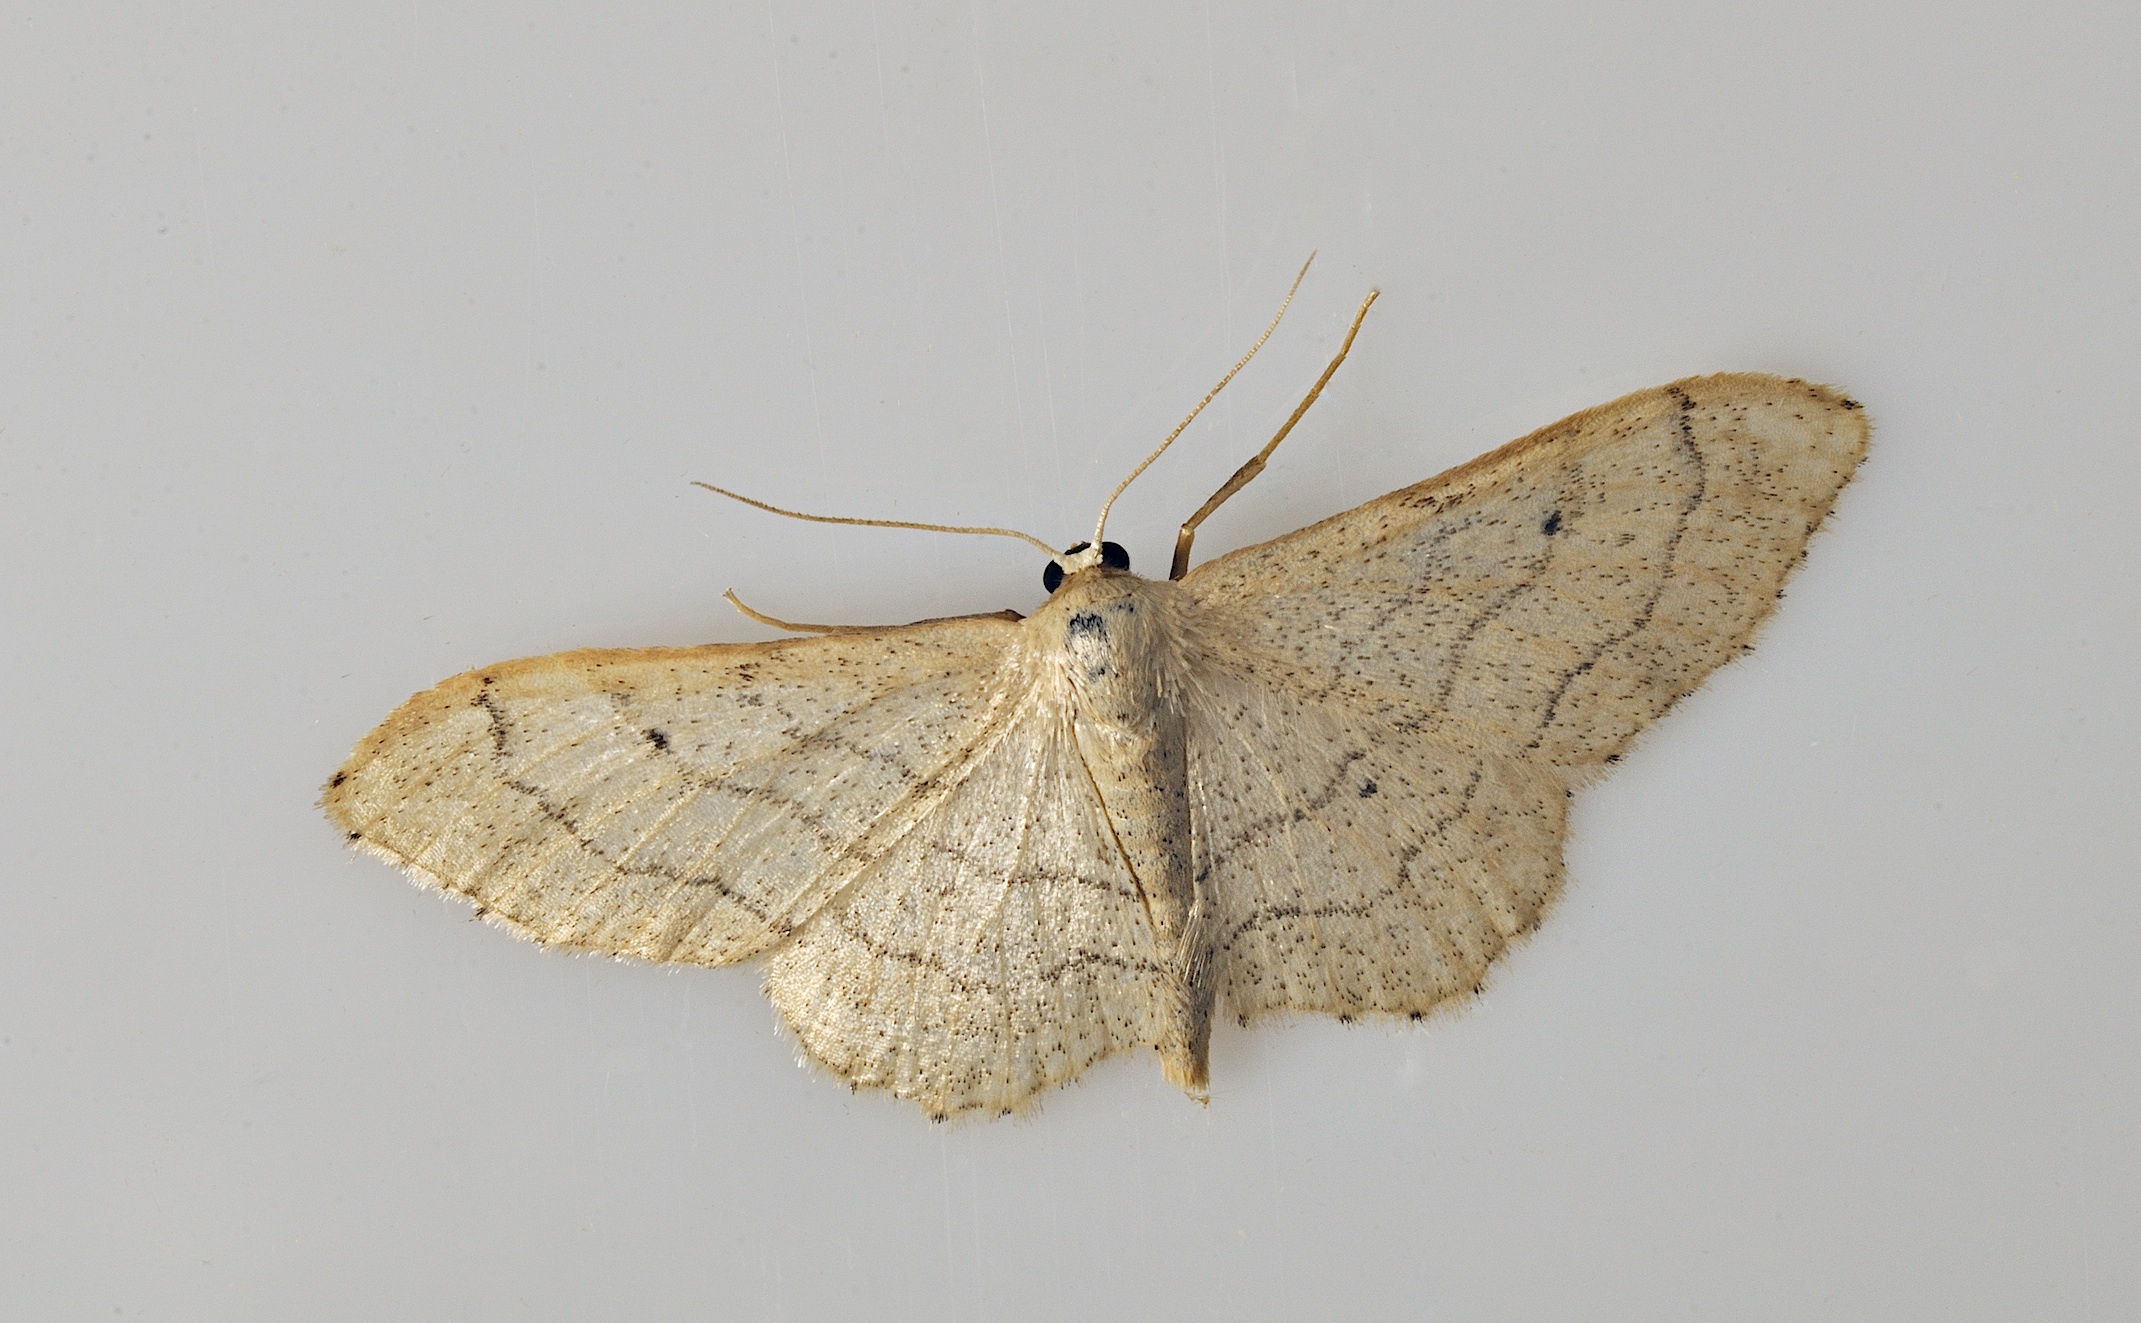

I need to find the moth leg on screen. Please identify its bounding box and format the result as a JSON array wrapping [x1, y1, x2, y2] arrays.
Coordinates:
[[1169, 288, 1381, 580]]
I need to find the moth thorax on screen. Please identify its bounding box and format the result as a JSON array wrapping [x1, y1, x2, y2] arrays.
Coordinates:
[[1058, 583, 1184, 722]]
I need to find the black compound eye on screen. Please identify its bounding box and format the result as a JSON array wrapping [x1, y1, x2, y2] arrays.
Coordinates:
[[1042, 540, 1127, 593]]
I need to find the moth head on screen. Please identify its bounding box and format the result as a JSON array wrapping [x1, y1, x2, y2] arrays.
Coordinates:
[[1043, 540, 1130, 593]]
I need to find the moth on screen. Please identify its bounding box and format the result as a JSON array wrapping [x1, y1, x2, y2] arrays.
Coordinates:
[[324, 273, 1867, 1120]]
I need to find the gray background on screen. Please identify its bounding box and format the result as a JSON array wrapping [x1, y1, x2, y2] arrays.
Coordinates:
[[5, 2, 2137, 1318]]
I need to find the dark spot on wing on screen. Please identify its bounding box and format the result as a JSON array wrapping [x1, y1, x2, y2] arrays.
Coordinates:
[[645, 728, 669, 751], [1066, 611, 1107, 643], [1541, 511, 1562, 536], [1358, 780, 1378, 797]]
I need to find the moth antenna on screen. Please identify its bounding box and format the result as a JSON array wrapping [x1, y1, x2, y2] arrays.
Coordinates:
[[1168, 287, 1379, 579], [722, 589, 858, 634], [1092, 252, 1317, 548], [693, 482, 1057, 557]]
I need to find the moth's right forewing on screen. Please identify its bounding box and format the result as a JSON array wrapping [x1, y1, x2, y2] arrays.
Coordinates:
[[323, 612, 1025, 965], [1181, 373, 1868, 772]]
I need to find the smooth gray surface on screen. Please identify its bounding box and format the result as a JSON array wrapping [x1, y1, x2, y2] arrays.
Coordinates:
[[5, 3, 2136, 1318]]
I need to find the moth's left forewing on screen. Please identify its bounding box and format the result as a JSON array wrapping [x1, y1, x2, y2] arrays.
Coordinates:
[[1179, 373, 1869, 773]]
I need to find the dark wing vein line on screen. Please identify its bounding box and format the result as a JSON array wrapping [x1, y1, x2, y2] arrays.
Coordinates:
[[1524, 393, 1708, 750], [1191, 669, 1498, 996]]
